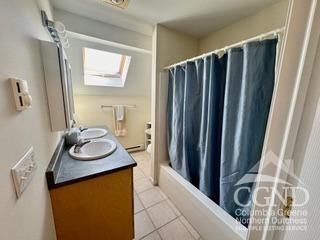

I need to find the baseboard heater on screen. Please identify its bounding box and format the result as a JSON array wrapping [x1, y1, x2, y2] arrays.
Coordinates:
[[125, 144, 145, 153]]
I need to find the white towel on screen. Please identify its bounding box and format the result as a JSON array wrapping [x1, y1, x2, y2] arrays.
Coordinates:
[[115, 105, 125, 121], [113, 105, 127, 137]]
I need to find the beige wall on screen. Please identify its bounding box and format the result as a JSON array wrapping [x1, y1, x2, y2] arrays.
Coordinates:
[[0, 0, 60, 239], [155, 25, 199, 69], [74, 95, 150, 148], [199, 0, 290, 53], [153, 0, 289, 64]]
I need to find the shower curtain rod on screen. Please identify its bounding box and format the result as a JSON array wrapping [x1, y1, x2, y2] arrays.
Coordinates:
[[164, 27, 285, 70]]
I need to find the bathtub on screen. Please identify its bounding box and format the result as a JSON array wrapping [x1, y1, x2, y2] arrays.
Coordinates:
[[153, 72, 247, 240], [158, 163, 247, 240]]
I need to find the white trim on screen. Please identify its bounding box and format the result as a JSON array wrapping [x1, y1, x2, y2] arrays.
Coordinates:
[[67, 31, 152, 55], [248, 0, 320, 239], [151, 71, 169, 184]]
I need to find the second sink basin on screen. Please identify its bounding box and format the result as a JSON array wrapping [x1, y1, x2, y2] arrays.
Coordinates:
[[80, 128, 108, 140], [69, 139, 117, 161]]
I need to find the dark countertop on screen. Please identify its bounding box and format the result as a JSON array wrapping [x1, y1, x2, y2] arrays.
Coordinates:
[[46, 126, 137, 190]]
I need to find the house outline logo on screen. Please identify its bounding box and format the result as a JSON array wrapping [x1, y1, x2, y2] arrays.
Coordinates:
[[234, 151, 304, 187]]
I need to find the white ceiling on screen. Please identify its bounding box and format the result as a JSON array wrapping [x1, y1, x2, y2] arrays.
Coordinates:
[[52, 0, 282, 38]]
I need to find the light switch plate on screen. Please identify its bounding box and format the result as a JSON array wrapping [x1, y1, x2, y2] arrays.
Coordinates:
[[11, 147, 37, 198], [10, 78, 32, 111]]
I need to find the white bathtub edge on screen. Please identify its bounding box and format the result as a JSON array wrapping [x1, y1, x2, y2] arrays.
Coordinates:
[[159, 163, 248, 240]]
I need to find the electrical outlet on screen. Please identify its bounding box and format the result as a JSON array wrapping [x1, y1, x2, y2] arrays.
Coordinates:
[[11, 147, 37, 198]]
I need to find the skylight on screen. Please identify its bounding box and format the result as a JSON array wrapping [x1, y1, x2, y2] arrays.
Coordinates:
[[83, 47, 131, 87]]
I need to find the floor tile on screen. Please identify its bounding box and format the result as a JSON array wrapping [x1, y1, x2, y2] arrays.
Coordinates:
[[134, 178, 153, 193], [132, 151, 200, 239], [166, 199, 181, 216], [131, 151, 150, 163], [141, 231, 162, 240], [154, 187, 167, 199], [158, 219, 194, 240], [147, 201, 177, 228], [139, 187, 165, 208], [179, 216, 200, 239], [134, 195, 144, 214], [134, 167, 146, 180], [138, 160, 151, 169], [141, 166, 151, 177], [134, 211, 155, 239], [135, 157, 149, 164]]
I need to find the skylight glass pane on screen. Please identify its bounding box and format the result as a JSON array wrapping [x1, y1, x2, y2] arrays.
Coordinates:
[[84, 48, 122, 76], [83, 47, 131, 88]]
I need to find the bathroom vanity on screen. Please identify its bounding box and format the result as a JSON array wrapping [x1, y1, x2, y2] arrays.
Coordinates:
[[46, 127, 137, 240]]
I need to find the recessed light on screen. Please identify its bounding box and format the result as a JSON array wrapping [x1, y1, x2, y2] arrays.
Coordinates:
[[103, 0, 130, 9]]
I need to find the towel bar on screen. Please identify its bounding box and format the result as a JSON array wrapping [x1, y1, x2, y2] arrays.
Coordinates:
[[101, 104, 137, 109]]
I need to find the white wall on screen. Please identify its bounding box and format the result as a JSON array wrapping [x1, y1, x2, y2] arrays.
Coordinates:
[[55, 10, 152, 148], [199, 0, 289, 53], [0, 0, 60, 239], [54, 9, 152, 51]]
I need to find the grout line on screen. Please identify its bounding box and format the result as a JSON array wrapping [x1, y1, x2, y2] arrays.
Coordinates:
[[135, 188, 168, 214], [140, 215, 179, 240], [144, 200, 178, 228], [134, 182, 158, 195], [139, 229, 163, 240], [156, 217, 178, 231], [134, 208, 144, 215], [135, 197, 193, 239], [133, 153, 200, 239], [178, 215, 201, 240], [135, 194, 201, 239], [134, 185, 154, 196], [135, 208, 157, 240], [134, 194, 145, 215], [145, 208, 156, 229], [138, 195, 165, 210]]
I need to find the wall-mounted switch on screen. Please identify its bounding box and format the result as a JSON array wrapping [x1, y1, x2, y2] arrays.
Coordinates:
[[11, 147, 37, 198], [10, 78, 32, 111]]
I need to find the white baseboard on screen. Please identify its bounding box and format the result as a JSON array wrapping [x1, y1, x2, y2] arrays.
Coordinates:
[[125, 143, 145, 153]]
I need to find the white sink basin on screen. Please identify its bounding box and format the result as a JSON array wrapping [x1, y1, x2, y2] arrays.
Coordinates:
[[69, 139, 117, 161], [80, 128, 108, 140]]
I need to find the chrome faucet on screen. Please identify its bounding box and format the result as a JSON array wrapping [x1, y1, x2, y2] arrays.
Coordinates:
[[74, 139, 91, 153], [79, 126, 89, 132]]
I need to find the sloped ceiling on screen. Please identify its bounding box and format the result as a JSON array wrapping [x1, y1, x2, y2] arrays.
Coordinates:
[[52, 0, 282, 37]]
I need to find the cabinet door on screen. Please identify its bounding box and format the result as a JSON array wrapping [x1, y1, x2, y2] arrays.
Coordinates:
[[50, 168, 134, 240]]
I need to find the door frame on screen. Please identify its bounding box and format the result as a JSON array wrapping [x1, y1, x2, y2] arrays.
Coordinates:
[[248, 0, 320, 239]]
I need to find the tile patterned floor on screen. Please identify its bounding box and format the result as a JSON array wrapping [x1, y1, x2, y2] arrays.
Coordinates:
[[131, 151, 202, 240]]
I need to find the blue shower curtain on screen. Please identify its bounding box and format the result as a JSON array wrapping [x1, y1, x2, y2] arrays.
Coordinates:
[[167, 55, 227, 202], [220, 39, 277, 223], [167, 39, 278, 224]]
